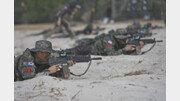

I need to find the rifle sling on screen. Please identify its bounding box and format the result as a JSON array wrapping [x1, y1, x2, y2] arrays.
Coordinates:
[[70, 60, 92, 77], [141, 42, 156, 55]]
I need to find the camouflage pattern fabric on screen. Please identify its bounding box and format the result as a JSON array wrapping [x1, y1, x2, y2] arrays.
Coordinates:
[[31, 40, 54, 53], [43, 19, 75, 39], [90, 34, 120, 55], [43, 1, 78, 39], [14, 49, 36, 81], [14, 40, 64, 81], [70, 29, 142, 56], [68, 31, 128, 56], [14, 49, 65, 81]]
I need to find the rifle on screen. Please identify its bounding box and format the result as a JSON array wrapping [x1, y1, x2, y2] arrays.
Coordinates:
[[127, 38, 163, 54], [132, 32, 152, 39], [143, 23, 163, 29], [49, 51, 102, 78], [49, 55, 102, 66], [152, 25, 163, 29], [127, 38, 163, 46]]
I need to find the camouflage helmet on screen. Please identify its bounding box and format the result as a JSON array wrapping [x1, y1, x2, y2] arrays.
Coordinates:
[[144, 23, 152, 29], [133, 20, 141, 26], [114, 34, 131, 39], [116, 28, 127, 35], [108, 29, 116, 34], [31, 40, 55, 53], [126, 25, 136, 33], [126, 25, 135, 30], [132, 20, 141, 29], [147, 22, 152, 27]]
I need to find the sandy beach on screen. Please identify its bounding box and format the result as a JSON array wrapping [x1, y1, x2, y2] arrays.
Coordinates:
[[14, 21, 166, 101]]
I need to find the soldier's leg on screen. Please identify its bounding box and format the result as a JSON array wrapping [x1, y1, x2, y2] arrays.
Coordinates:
[[65, 44, 92, 55], [61, 19, 75, 38], [74, 30, 84, 35]]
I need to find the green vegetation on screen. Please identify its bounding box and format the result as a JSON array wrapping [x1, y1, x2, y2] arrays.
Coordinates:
[[14, 0, 165, 24]]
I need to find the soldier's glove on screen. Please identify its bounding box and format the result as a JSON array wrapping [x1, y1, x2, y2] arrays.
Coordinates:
[[56, 64, 70, 79], [62, 66, 70, 79]]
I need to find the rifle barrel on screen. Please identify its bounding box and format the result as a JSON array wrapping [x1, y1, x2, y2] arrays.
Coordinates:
[[91, 57, 102, 60], [156, 40, 163, 42]]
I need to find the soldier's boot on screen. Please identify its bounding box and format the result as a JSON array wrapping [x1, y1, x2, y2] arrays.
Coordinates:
[[62, 66, 70, 79], [69, 31, 75, 39], [65, 26, 75, 38], [62, 20, 75, 38]]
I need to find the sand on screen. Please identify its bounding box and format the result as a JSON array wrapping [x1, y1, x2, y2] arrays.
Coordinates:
[[14, 21, 166, 101]]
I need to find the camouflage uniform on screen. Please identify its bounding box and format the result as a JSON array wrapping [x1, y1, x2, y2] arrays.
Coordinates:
[[126, 21, 154, 37], [89, 33, 125, 55], [67, 29, 141, 56], [14, 40, 63, 81], [43, 0, 80, 39], [75, 23, 93, 35], [75, 23, 104, 35]]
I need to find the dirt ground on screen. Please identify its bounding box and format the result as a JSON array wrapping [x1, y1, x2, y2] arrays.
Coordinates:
[[14, 21, 166, 101]]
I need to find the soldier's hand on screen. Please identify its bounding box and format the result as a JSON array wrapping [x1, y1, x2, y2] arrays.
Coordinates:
[[48, 64, 60, 74], [92, 31, 97, 35], [57, 17, 61, 26], [139, 41, 145, 49], [67, 61, 75, 67], [73, 8, 78, 14], [124, 45, 136, 51]]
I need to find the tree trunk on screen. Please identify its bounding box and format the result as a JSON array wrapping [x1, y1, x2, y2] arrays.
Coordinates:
[[111, 0, 116, 20], [116, 0, 129, 18]]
